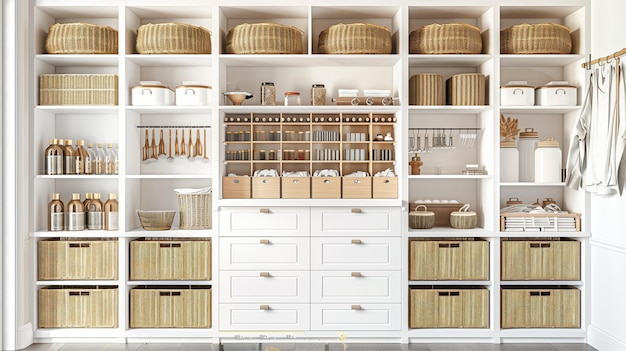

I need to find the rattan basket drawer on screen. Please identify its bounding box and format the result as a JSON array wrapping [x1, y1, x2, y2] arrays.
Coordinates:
[[38, 286, 118, 328], [130, 239, 211, 280], [501, 286, 580, 328], [501, 238, 580, 281], [39, 74, 118, 105], [409, 239, 489, 281], [409, 286, 489, 328], [130, 287, 211, 328], [38, 239, 118, 280]]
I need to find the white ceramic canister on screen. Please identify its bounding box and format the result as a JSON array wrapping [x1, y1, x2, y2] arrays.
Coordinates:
[[535, 137, 562, 183], [500, 140, 519, 182], [500, 81, 535, 106], [176, 82, 211, 106], [517, 128, 539, 182], [131, 81, 174, 106]]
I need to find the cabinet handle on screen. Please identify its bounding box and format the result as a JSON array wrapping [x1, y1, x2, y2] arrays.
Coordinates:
[[259, 305, 270, 310], [351, 208, 362, 213], [69, 291, 89, 296], [351, 305, 362, 310], [530, 291, 549, 296], [160, 292, 171, 297], [260, 272, 271, 277], [351, 239, 362, 244], [530, 243, 541, 248], [449, 243, 460, 248], [160, 243, 171, 248], [351, 272, 362, 277], [260, 208, 270, 214], [171, 243, 181, 248], [260, 239, 270, 244], [541, 243, 551, 248]]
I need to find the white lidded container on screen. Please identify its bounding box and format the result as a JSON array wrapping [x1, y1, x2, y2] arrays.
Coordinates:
[[500, 140, 519, 182], [131, 81, 174, 106], [518, 128, 539, 182], [535, 81, 577, 106], [176, 81, 212, 106], [501, 81, 535, 106], [535, 137, 562, 183]]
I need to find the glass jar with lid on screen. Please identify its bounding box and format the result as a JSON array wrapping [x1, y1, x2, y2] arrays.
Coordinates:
[[284, 92, 301, 106]]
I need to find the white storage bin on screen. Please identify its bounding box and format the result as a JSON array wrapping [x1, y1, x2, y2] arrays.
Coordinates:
[[176, 82, 211, 106], [535, 81, 577, 106], [501, 81, 534, 106], [131, 82, 174, 106]]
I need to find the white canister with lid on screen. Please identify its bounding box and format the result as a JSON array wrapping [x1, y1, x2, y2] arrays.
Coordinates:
[[501, 81, 535, 106], [500, 140, 519, 182], [535, 81, 577, 106], [535, 137, 562, 183], [176, 81, 211, 106], [132, 81, 174, 106], [518, 128, 539, 182]]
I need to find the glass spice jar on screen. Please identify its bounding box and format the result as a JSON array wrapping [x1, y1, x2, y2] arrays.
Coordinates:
[[284, 91, 301, 106], [311, 84, 326, 105]]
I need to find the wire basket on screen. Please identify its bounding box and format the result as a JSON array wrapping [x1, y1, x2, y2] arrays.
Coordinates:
[[176, 192, 212, 230]]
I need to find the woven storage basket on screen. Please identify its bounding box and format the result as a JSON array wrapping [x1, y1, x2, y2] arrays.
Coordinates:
[[318, 23, 392, 54], [39, 74, 118, 105], [409, 73, 444, 105], [137, 210, 175, 230], [446, 73, 485, 105], [176, 192, 212, 229], [501, 23, 572, 54], [227, 23, 303, 54], [46, 22, 118, 54], [136, 22, 211, 54], [410, 23, 482, 54]]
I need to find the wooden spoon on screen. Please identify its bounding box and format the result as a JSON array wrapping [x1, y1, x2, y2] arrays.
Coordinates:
[[203, 128, 209, 160], [180, 128, 187, 158], [167, 128, 174, 161], [158, 128, 166, 157], [174, 129, 180, 156], [142, 129, 150, 161], [195, 128, 202, 159], [151, 128, 158, 159], [188, 129, 194, 158]]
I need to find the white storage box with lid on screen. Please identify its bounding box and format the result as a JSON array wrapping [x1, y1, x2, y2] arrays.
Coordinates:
[[501, 81, 534, 106], [535, 81, 577, 106], [131, 81, 174, 106], [176, 81, 211, 106]]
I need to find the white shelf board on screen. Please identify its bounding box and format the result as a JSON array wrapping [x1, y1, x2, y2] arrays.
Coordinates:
[[36, 280, 118, 286], [409, 54, 492, 67], [35, 106, 119, 114], [500, 280, 583, 286], [125, 106, 213, 114], [36, 54, 119, 67], [217, 198, 402, 207], [408, 281, 492, 286], [500, 54, 585, 67], [499, 231, 591, 238], [128, 281, 212, 286], [126, 54, 212, 67], [30, 230, 120, 238], [219, 54, 401, 67], [34, 328, 124, 339], [35, 5, 119, 18], [408, 106, 492, 114], [500, 182, 565, 187], [125, 174, 213, 179], [220, 105, 401, 114], [124, 228, 213, 238], [408, 227, 495, 237], [409, 174, 492, 180], [500, 106, 581, 114], [35, 175, 119, 180]]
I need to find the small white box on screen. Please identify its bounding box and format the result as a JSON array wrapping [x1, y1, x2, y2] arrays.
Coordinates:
[[176, 82, 211, 106], [501, 81, 535, 106], [535, 81, 577, 106], [132, 82, 174, 106]]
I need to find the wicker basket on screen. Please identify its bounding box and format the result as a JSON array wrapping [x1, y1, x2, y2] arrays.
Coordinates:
[[410, 23, 482, 54], [176, 192, 212, 229], [39, 74, 118, 105], [318, 23, 392, 54], [227, 23, 303, 54], [501, 23, 572, 54], [409, 73, 444, 105], [45, 22, 118, 54], [446, 73, 485, 105], [137, 210, 176, 230], [136, 22, 211, 54]]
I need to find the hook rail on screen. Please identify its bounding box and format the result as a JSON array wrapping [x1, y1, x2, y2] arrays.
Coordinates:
[[582, 47, 626, 69]]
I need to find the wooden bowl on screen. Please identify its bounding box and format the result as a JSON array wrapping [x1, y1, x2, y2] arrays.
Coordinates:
[[224, 91, 253, 105]]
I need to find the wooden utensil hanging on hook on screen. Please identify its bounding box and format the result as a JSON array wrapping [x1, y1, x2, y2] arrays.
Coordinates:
[[203, 128, 209, 161]]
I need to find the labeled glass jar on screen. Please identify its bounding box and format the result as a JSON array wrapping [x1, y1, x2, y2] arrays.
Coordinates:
[[284, 92, 301, 106], [260, 82, 276, 105], [311, 84, 326, 105]]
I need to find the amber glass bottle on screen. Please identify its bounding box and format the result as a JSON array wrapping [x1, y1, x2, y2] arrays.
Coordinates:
[[47, 193, 64, 231], [104, 193, 119, 231], [66, 193, 85, 231]]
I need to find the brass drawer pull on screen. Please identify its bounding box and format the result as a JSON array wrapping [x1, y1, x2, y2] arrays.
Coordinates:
[[351, 208, 362, 213], [260, 305, 270, 310], [260, 272, 271, 277], [351, 272, 362, 277], [260, 208, 270, 213], [351, 305, 362, 310], [351, 239, 362, 244], [260, 239, 271, 244]]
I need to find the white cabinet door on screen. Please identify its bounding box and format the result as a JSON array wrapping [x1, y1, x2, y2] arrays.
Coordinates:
[[311, 237, 401, 270], [220, 237, 310, 270], [310, 271, 401, 303], [220, 271, 310, 303], [311, 207, 401, 236], [311, 303, 402, 330], [220, 207, 310, 236], [219, 304, 310, 331]]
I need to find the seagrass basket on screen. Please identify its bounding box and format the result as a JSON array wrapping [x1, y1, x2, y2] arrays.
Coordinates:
[[176, 192, 212, 229], [318, 23, 392, 54], [45, 22, 118, 54], [226, 23, 303, 54], [136, 22, 211, 54], [501, 23, 572, 54], [409, 73, 444, 105], [39, 74, 118, 105], [410, 23, 482, 54], [137, 210, 176, 230], [446, 73, 486, 106]]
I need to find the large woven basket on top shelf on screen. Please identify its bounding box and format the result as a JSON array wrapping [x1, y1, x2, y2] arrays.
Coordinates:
[[410, 23, 482, 54], [227, 23, 303, 54], [318, 23, 392, 54], [136, 22, 211, 54], [45, 22, 118, 54], [501, 23, 572, 54]]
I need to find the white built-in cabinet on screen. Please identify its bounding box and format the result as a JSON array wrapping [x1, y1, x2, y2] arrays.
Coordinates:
[[27, 0, 590, 345]]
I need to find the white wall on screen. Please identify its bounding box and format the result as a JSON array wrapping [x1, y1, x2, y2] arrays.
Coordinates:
[[588, 1, 626, 349]]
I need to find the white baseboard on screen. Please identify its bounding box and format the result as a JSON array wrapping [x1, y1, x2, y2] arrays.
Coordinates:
[[16, 323, 33, 350], [589, 325, 626, 351]]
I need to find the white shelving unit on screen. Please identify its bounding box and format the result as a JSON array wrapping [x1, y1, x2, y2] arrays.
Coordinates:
[[27, 0, 590, 345]]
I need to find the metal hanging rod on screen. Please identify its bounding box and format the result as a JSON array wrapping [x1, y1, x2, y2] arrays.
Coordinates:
[[136, 125, 211, 129], [408, 127, 483, 131]]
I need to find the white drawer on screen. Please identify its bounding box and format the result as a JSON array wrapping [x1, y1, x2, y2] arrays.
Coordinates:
[[311, 271, 401, 303], [220, 207, 310, 236], [220, 237, 310, 270], [311, 237, 401, 270], [311, 303, 401, 330], [219, 303, 310, 331], [220, 271, 310, 303], [311, 207, 401, 236]]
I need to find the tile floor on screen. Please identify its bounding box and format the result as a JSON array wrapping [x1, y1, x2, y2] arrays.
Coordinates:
[[21, 343, 599, 351]]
